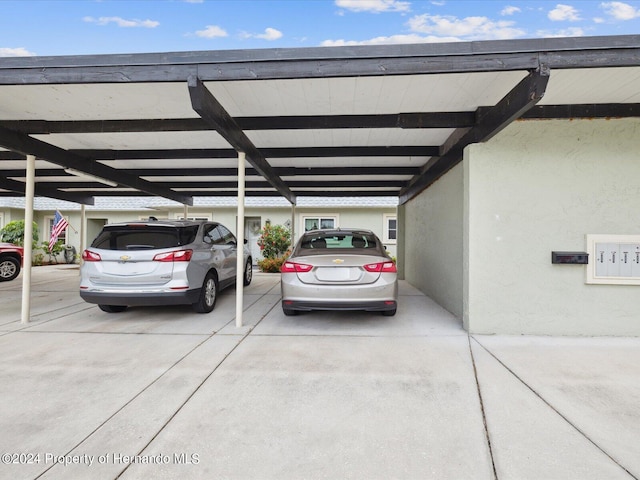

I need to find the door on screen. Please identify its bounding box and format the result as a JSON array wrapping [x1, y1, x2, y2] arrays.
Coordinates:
[[245, 217, 262, 264]]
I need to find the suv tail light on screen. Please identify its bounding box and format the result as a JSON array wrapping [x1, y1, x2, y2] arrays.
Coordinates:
[[281, 261, 313, 273], [82, 250, 101, 262], [153, 249, 193, 262], [363, 261, 397, 273]]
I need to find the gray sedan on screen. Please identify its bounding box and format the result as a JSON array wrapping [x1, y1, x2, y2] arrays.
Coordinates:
[[281, 228, 397, 316]]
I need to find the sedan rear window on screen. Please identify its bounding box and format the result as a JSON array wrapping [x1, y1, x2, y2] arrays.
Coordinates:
[[92, 225, 198, 250], [299, 232, 378, 251]]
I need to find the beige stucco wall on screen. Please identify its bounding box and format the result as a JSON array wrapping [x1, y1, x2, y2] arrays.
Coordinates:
[[465, 118, 640, 335], [3, 204, 395, 262], [403, 162, 464, 320]]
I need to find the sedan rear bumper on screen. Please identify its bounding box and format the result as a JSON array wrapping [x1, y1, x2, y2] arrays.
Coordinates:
[[282, 299, 397, 312]]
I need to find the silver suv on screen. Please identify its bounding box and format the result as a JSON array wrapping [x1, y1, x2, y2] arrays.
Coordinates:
[[79, 219, 252, 313]]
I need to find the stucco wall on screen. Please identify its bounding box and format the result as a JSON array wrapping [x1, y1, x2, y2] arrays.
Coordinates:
[[465, 118, 640, 336], [404, 162, 464, 319], [6, 205, 395, 263]]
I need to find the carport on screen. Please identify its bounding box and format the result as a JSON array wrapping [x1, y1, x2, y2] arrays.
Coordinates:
[[1, 34, 639, 331]]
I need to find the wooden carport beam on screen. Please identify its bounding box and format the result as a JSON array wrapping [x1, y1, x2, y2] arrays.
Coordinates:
[[399, 66, 550, 205], [0, 125, 193, 206], [187, 76, 296, 205], [0, 176, 94, 205]]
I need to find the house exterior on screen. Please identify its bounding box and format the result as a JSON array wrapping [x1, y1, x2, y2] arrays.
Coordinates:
[[0, 196, 398, 264], [399, 117, 640, 336], [1, 36, 638, 337]]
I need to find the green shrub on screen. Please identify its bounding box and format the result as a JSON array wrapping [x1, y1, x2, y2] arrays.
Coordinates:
[[258, 256, 287, 273], [257, 224, 291, 259], [41, 240, 65, 263], [0, 220, 39, 247]]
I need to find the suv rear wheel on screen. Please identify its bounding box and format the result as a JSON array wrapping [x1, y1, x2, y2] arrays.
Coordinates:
[[193, 271, 218, 313], [243, 258, 253, 286]]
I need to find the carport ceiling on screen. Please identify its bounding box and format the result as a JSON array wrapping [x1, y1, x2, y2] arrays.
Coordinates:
[[0, 35, 639, 206]]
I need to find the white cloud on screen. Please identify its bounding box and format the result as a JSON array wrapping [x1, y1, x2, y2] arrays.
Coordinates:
[[335, 0, 411, 13], [321, 33, 459, 46], [548, 4, 581, 21], [83, 16, 159, 28], [0, 47, 35, 57], [536, 27, 585, 37], [255, 28, 283, 41], [195, 25, 228, 38], [240, 27, 283, 41], [600, 1, 640, 20], [407, 14, 525, 40], [501, 6, 521, 16]]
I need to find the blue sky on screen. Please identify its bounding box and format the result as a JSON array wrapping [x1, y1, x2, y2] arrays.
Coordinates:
[[1, 0, 639, 57]]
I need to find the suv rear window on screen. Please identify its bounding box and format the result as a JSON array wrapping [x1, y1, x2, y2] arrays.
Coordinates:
[[92, 225, 199, 250]]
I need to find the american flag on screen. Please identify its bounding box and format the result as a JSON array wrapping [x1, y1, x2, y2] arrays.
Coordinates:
[[49, 210, 69, 252]]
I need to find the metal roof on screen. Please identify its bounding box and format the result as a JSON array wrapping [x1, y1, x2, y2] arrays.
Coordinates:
[[0, 34, 639, 206], [0, 195, 398, 212]]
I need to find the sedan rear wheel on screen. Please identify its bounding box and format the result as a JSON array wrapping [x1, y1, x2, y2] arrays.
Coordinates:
[[193, 271, 218, 313], [0, 257, 20, 282], [98, 305, 128, 313]]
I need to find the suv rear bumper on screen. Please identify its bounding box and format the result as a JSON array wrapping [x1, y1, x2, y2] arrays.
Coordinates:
[[80, 289, 200, 306]]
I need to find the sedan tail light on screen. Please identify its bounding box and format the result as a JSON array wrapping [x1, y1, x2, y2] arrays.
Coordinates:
[[82, 250, 101, 262], [281, 261, 313, 273], [153, 249, 193, 262], [363, 261, 397, 273]]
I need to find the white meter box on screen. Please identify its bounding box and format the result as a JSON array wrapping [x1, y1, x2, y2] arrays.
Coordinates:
[[586, 234, 640, 285]]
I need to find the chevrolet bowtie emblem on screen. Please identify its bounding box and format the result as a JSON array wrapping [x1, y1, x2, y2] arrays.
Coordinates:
[[120, 255, 131, 262], [333, 258, 344, 264]]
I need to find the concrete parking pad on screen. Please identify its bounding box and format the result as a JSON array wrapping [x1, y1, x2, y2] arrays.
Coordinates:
[[1, 266, 639, 480], [472, 335, 640, 479], [120, 335, 493, 479]]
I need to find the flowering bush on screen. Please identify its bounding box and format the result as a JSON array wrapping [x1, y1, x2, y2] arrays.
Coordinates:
[[257, 224, 291, 259], [257, 251, 290, 273]]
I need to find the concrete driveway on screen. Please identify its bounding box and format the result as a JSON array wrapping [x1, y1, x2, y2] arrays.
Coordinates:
[[1, 265, 638, 480]]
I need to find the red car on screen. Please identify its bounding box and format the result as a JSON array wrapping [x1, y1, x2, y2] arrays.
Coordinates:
[[0, 243, 24, 282]]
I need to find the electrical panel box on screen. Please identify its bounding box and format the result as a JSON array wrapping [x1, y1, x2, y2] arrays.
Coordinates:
[[552, 252, 589, 264], [586, 235, 640, 285]]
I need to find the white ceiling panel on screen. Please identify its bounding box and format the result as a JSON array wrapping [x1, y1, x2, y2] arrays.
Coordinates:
[[292, 186, 399, 192], [32, 131, 230, 150], [60, 188, 138, 192], [140, 176, 262, 182], [281, 175, 413, 181], [206, 71, 528, 116], [99, 158, 243, 169], [0, 83, 197, 121], [268, 156, 428, 168], [247, 128, 450, 148], [541, 67, 640, 104], [0, 160, 56, 169]]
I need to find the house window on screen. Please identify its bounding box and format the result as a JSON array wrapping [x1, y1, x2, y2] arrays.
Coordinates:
[[384, 215, 397, 243], [303, 216, 336, 231], [46, 215, 68, 245]]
